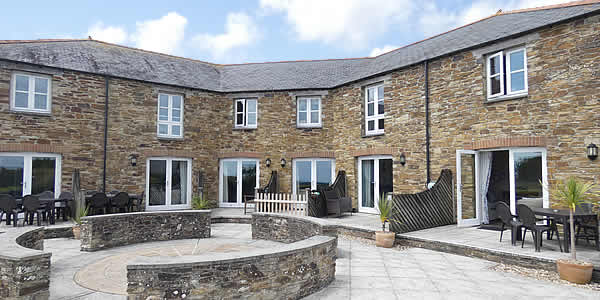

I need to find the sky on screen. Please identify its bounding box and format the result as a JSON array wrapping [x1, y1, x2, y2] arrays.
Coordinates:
[[0, 0, 576, 64]]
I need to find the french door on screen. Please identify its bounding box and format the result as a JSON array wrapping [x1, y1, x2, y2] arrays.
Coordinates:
[[146, 157, 192, 211], [456, 150, 480, 226], [219, 158, 259, 207], [509, 148, 548, 214], [0, 153, 61, 197], [358, 156, 393, 214], [292, 158, 335, 195]]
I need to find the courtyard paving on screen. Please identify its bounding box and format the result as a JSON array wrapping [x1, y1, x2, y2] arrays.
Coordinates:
[[42, 223, 600, 299]]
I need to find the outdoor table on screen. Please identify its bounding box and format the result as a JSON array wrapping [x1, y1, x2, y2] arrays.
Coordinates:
[[16, 197, 68, 225], [85, 193, 141, 213], [531, 207, 599, 252]]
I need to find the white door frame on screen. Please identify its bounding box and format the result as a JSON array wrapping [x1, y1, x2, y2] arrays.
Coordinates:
[[145, 157, 192, 211], [357, 155, 392, 214], [0, 152, 62, 196], [292, 158, 336, 196], [456, 150, 480, 227], [218, 158, 260, 207]]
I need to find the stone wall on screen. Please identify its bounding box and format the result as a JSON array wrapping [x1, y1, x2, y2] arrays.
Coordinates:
[[80, 210, 211, 251], [0, 228, 51, 299], [126, 235, 337, 300], [251, 212, 338, 243]]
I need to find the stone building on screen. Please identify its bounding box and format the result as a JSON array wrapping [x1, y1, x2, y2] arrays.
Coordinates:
[[0, 1, 599, 226]]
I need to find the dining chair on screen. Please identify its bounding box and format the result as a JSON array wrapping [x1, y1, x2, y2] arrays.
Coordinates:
[[0, 194, 22, 227], [22, 195, 46, 226], [575, 203, 599, 248], [517, 204, 562, 252], [87, 192, 109, 215], [111, 192, 130, 213], [56, 191, 74, 221], [496, 202, 522, 245]]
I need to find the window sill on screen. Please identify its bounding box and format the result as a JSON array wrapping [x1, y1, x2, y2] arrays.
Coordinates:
[[297, 125, 322, 130], [486, 93, 528, 103], [233, 127, 257, 131], [362, 132, 385, 138], [10, 109, 52, 117], [157, 136, 184, 141]]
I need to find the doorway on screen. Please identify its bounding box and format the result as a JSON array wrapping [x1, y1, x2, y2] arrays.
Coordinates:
[[219, 158, 259, 207], [146, 157, 192, 211], [357, 156, 393, 214]]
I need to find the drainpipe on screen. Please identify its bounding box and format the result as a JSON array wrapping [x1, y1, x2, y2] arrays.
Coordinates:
[[425, 61, 431, 187], [102, 76, 109, 193]]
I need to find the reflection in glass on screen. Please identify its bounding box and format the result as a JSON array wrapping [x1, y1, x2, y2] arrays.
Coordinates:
[[0, 156, 24, 198], [379, 159, 393, 197], [514, 152, 542, 208], [361, 160, 375, 208], [171, 160, 187, 205], [149, 160, 166, 206], [242, 161, 257, 203], [316, 161, 332, 190], [223, 161, 238, 203], [296, 161, 311, 195], [31, 157, 56, 195]]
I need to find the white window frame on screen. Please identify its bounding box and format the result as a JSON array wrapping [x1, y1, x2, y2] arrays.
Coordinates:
[[234, 99, 258, 129], [145, 157, 192, 211], [157, 93, 184, 138], [10, 73, 52, 114], [0, 152, 62, 196], [365, 84, 385, 136], [506, 48, 528, 95], [486, 47, 528, 100], [218, 158, 260, 207], [292, 158, 335, 195], [296, 97, 322, 128]]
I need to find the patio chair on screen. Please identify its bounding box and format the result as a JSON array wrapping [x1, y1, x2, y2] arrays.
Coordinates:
[[319, 186, 352, 218], [87, 192, 109, 215], [111, 192, 130, 213], [0, 194, 22, 227], [22, 195, 46, 226], [129, 191, 143, 212], [56, 192, 73, 221], [575, 203, 599, 249], [496, 202, 522, 245], [517, 204, 562, 252]]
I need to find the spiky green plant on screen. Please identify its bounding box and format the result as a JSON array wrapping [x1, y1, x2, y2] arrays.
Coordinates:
[[547, 177, 596, 261], [378, 194, 393, 232], [74, 205, 89, 225], [192, 194, 210, 210]]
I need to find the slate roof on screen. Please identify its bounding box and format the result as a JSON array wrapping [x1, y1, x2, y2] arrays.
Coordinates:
[[0, 1, 599, 93]]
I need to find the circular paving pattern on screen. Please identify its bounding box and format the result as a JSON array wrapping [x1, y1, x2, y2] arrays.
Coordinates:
[[74, 228, 284, 295]]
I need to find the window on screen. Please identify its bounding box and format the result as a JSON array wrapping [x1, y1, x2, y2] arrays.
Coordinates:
[[11, 73, 52, 113], [486, 48, 527, 99], [365, 84, 384, 135], [235, 99, 257, 128], [157, 93, 183, 138], [0, 153, 61, 198], [297, 97, 321, 128], [292, 158, 335, 195], [219, 158, 259, 207]]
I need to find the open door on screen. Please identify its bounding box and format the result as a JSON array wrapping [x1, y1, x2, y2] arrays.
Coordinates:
[[456, 150, 480, 226]]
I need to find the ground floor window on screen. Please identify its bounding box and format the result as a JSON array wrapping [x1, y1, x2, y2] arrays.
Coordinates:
[[219, 158, 259, 207], [456, 147, 547, 227], [146, 157, 192, 210], [292, 158, 335, 195], [0, 153, 61, 197], [357, 156, 393, 214]]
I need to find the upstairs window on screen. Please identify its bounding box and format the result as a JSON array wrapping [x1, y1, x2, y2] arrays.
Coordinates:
[[11, 73, 52, 114], [235, 99, 257, 129], [365, 84, 384, 135], [487, 47, 527, 99], [157, 93, 183, 138], [297, 97, 321, 128]]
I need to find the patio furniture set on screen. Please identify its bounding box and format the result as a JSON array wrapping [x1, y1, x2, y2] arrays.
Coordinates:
[[0, 190, 142, 227], [496, 202, 599, 253]]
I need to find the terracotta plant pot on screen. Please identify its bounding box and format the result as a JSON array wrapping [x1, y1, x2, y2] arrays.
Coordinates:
[[72, 225, 81, 240], [375, 231, 395, 248], [557, 259, 594, 284]]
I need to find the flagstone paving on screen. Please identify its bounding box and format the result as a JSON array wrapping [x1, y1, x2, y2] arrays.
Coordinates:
[[45, 223, 600, 300]]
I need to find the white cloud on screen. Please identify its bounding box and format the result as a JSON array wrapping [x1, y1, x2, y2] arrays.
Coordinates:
[[192, 12, 260, 60], [260, 0, 414, 48], [131, 12, 188, 54], [369, 45, 399, 57], [87, 22, 128, 44]]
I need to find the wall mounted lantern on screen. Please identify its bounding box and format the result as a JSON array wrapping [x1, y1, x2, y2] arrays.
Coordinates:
[[280, 158, 287, 168], [129, 154, 138, 167], [399, 153, 406, 166], [265, 158, 272, 168], [587, 143, 598, 160]]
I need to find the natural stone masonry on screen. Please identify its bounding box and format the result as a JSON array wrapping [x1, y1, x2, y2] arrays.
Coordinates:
[[0, 227, 51, 299], [252, 212, 338, 243], [126, 235, 337, 300], [80, 210, 211, 251]]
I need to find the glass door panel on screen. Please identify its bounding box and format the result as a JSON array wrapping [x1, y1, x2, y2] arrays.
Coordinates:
[[316, 161, 332, 190], [361, 159, 375, 210], [457, 151, 479, 226], [513, 152, 543, 209], [241, 161, 257, 203], [0, 156, 24, 198], [170, 160, 188, 205], [379, 159, 393, 197], [149, 160, 167, 206], [223, 161, 238, 204], [31, 157, 56, 195], [295, 161, 312, 194]]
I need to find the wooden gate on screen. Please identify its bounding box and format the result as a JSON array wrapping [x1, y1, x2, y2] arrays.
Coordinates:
[[389, 169, 455, 233], [254, 192, 308, 216]]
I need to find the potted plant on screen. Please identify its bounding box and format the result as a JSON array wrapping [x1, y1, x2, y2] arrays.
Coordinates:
[[549, 177, 596, 284], [72, 204, 89, 240], [192, 194, 210, 210], [375, 194, 396, 248]]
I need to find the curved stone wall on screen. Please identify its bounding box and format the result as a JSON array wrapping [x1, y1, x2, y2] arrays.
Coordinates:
[[126, 235, 337, 300], [251, 212, 338, 243], [0, 227, 51, 299], [80, 210, 211, 251]]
